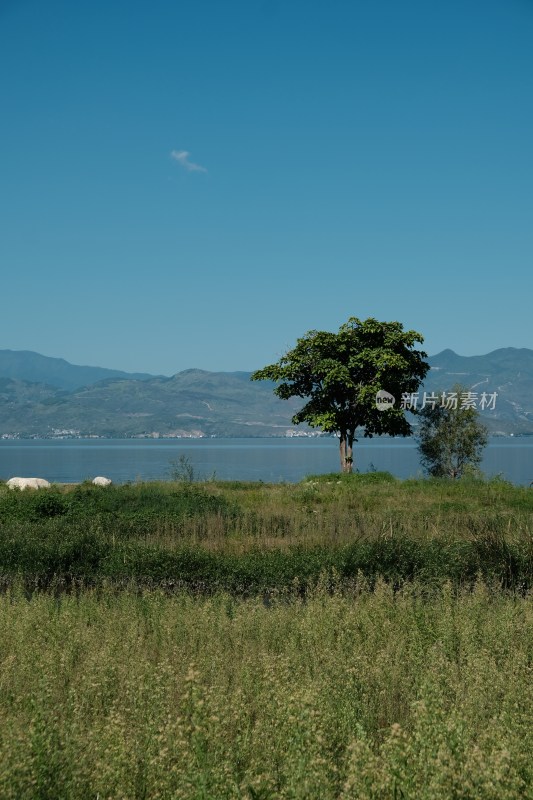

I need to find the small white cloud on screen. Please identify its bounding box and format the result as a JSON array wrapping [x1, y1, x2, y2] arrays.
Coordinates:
[[170, 150, 207, 173]]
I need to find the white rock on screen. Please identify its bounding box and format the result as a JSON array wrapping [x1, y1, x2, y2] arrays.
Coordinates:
[[7, 477, 51, 490], [92, 476, 112, 486]]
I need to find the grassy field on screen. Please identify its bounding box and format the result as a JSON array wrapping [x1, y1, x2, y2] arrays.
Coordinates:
[[0, 580, 532, 799], [0, 473, 532, 592], [0, 474, 532, 798]]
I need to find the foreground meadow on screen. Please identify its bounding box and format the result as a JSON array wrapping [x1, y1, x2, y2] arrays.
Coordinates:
[[0, 474, 532, 798], [0, 580, 532, 799]]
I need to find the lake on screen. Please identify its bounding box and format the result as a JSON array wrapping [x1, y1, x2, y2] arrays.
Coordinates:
[[0, 437, 532, 486]]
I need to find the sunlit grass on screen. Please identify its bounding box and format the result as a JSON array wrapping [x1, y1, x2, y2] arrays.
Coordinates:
[[0, 476, 531, 592], [0, 579, 531, 799], [0, 477, 531, 797]]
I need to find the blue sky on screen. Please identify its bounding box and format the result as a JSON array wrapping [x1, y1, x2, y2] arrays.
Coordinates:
[[1, 0, 532, 375]]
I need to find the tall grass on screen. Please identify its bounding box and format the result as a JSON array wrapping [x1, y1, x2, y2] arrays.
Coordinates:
[[0, 477, 532, 592], [0, 580, 531, 799], [1, 478, 532, 797]]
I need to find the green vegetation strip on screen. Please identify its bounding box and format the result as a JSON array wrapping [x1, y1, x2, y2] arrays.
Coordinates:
[[0, 476, 531, 593]]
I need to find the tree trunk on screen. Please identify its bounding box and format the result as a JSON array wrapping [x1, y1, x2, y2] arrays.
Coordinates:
[[346, 431, 354, 473], [339, 433, 346, 472], [339, 431, 353, 473]]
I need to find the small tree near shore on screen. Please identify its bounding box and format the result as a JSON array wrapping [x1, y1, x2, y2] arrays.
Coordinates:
[[251, 317, 429, 473], [417, 386, 488, 479]]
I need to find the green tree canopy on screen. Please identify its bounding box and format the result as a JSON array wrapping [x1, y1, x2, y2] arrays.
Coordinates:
[[417, 384, 489, 479], [251, 317, 429, 472]]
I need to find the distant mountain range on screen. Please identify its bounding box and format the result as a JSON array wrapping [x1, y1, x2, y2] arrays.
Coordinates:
[[0, 347, 532, 438], [422, 348, 533, 436], [0, 349, 156, 390]]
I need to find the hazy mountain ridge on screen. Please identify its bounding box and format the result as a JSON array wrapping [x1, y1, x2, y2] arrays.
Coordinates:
[[0, 348, 531, 437], [421, 347, 533, 435], [0, 357, 305, 437], [0, 350, 157, 391]]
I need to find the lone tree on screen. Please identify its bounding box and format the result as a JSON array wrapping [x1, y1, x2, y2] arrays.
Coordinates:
[[251, 317, 429, 473], [417, 385, 488, 479]]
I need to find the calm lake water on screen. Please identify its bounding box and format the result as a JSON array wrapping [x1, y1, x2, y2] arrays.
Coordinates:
[[0, 437, 532, 486]]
